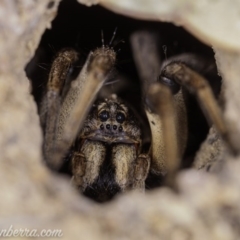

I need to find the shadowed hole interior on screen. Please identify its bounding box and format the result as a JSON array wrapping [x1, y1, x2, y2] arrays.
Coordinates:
[[25, 0, 221, 200]]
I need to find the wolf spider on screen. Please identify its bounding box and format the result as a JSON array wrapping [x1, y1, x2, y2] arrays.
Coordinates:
[[40, 30, 235, 202]]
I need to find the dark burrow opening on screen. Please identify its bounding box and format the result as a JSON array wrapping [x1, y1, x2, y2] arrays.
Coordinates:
[[25, 0, 221, 202]]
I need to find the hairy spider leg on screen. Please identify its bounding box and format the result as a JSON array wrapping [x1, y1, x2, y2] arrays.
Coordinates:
[[162, 63, 238, 155], [147, 83, 180, 190], [52, 47, 116, 169], [130, 31, 184, 190], [41, 49, 79, 165]]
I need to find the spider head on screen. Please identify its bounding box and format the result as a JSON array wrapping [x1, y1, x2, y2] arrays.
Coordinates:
[[81, 96, 141, 145]]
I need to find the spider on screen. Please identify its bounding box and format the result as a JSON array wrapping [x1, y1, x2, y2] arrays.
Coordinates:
[[40, 30, 236, 202]]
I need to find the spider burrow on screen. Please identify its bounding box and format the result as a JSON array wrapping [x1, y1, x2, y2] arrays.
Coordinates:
[[40, 30, 236, 201]]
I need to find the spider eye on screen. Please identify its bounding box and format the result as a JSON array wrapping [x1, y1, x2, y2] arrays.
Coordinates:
[[116, 112, 125, 123], [158, 76, 180, 95], [99, 110, 109, 122]]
